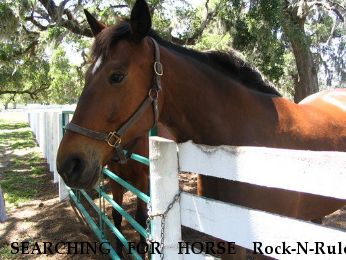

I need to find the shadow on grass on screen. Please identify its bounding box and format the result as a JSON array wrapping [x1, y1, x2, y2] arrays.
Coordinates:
[[0, 130, 37, 150], [0, 151, 50, 208], [0, 119, 111, 259], [0, 119, 139, 259], [0, 122, 28, 131], [0, 121, 46, 208]]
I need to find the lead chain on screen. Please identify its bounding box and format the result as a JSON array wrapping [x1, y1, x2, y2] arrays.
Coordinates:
[[145, 192, 181, 260]]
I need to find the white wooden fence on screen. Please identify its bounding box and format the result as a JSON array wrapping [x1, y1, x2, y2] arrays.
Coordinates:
[[149, 137, 346, 260], [26, 106, 346, 259], [27, 104, 75, 201]]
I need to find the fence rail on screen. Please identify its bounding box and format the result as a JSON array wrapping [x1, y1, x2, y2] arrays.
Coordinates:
[[179, 141, 346, 199], [149, 137, 346, 260]]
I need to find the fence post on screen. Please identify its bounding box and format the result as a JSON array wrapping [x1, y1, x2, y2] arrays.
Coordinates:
[[58, 112, 69, 201], [52, 111, 60, 183], [149, 137, 182, 260]]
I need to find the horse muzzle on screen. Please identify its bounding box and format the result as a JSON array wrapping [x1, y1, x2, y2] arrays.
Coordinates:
[[57, 154, 102, 190]]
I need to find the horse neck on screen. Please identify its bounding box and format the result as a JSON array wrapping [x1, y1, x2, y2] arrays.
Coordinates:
[[158, 46, 300, 147]]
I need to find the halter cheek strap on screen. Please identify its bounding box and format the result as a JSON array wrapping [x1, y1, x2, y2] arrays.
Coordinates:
[[64, 37, 163, 164]]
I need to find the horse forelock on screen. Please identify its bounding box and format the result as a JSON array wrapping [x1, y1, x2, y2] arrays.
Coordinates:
[[91, 21, 131, 61]]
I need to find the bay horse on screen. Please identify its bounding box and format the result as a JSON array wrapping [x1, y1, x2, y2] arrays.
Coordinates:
[[56, 0, 346, 257]]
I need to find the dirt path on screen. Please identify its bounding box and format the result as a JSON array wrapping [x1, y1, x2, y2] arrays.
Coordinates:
[[0, 112, 110, 260]]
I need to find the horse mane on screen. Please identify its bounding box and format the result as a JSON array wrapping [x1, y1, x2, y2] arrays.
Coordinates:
[[91, 21, 281, 97]]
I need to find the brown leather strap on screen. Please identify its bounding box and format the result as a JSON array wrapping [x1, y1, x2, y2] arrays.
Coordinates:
[[65, 122, 108, 141], [152, 38, 162, 91], [117, 95, 154, 136]]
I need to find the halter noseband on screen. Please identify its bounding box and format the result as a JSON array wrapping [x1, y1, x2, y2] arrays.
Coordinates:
[[64, 37, 163, 164]]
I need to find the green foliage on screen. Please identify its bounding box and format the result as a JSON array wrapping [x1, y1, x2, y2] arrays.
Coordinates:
[[0, 0, 345, 104], [176, 4, 203, 39], [48, 47, 83, 104], [0, 2, 19, 40], [195, 32, 231, 51], [152, 13, 171, 39], [0, 39, 50, 102], [305, 5, 346, 87], [218, 0, 288, 90]]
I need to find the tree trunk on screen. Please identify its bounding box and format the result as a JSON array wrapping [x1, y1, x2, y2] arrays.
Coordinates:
[[290, 33, 319, 103], [282, 4, 319, 103]]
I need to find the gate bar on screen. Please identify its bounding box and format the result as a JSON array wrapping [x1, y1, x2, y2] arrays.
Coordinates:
[[80, 190, 142, 260], [103, 168, 150, 203], [68, 188, 120, 260], [130, 153, 150, 166], [96, 187, 148, 238]]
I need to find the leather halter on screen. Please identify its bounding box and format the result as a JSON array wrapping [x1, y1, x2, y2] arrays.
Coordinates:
[[65, 37, 163, 164]]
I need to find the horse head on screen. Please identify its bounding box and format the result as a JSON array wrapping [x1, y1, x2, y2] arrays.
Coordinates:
[[57, 0, 160, 189]]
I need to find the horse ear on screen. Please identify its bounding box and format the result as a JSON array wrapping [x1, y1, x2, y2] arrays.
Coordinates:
[[130, 0, 152, 41], [84, 9, 106, 36]]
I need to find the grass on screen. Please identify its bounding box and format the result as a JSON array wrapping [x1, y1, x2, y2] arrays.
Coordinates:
[[0, 121, 28, 130], [0, 118, 48, 209], [0, 127, 37, 150], [0, 245, 15, 259]]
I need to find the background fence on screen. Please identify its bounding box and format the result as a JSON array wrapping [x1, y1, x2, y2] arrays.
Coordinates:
[[27, 104, 74, 200]]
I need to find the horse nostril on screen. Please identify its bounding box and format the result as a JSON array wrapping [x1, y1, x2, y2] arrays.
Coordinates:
[[64, 156, 85, 182]]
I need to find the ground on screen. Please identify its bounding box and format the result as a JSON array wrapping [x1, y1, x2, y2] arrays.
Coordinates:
[[0, 112, 109, 259], [0, 111, 345, 260]]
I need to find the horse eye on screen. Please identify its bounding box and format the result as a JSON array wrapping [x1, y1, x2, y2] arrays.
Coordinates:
[[109, 73, 125, 85]]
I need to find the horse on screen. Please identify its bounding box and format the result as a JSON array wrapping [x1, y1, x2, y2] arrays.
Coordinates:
[[56, 0, 346, 258]]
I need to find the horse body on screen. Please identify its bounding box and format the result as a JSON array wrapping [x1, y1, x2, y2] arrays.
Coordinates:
[[159, 45, 346, 151], [155, 44, 346, 220]]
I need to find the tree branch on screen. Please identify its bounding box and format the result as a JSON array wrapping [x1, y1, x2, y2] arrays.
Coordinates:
[[37, 0, 93, 37], [326, 16, 337, 44], [309, 0, 344, 21], [171, 0, 219, 45], [25, 15, 48, 30], [325, 0, 346, 14], [110, 4, 129, 9], [23, 40, 39, 56], [0, 86, 49, 99]]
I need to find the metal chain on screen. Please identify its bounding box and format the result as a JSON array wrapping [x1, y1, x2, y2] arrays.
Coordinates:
[[145, 203, 152, 260], [145, 191, 181, 260]]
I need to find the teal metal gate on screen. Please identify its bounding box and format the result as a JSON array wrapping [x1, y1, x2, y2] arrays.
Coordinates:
[[61, 111, 152, 260]]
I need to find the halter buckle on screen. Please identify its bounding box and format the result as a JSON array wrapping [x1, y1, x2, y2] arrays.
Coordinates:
[[154, 62, 163, 76], [106, 132, 122, 147]]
